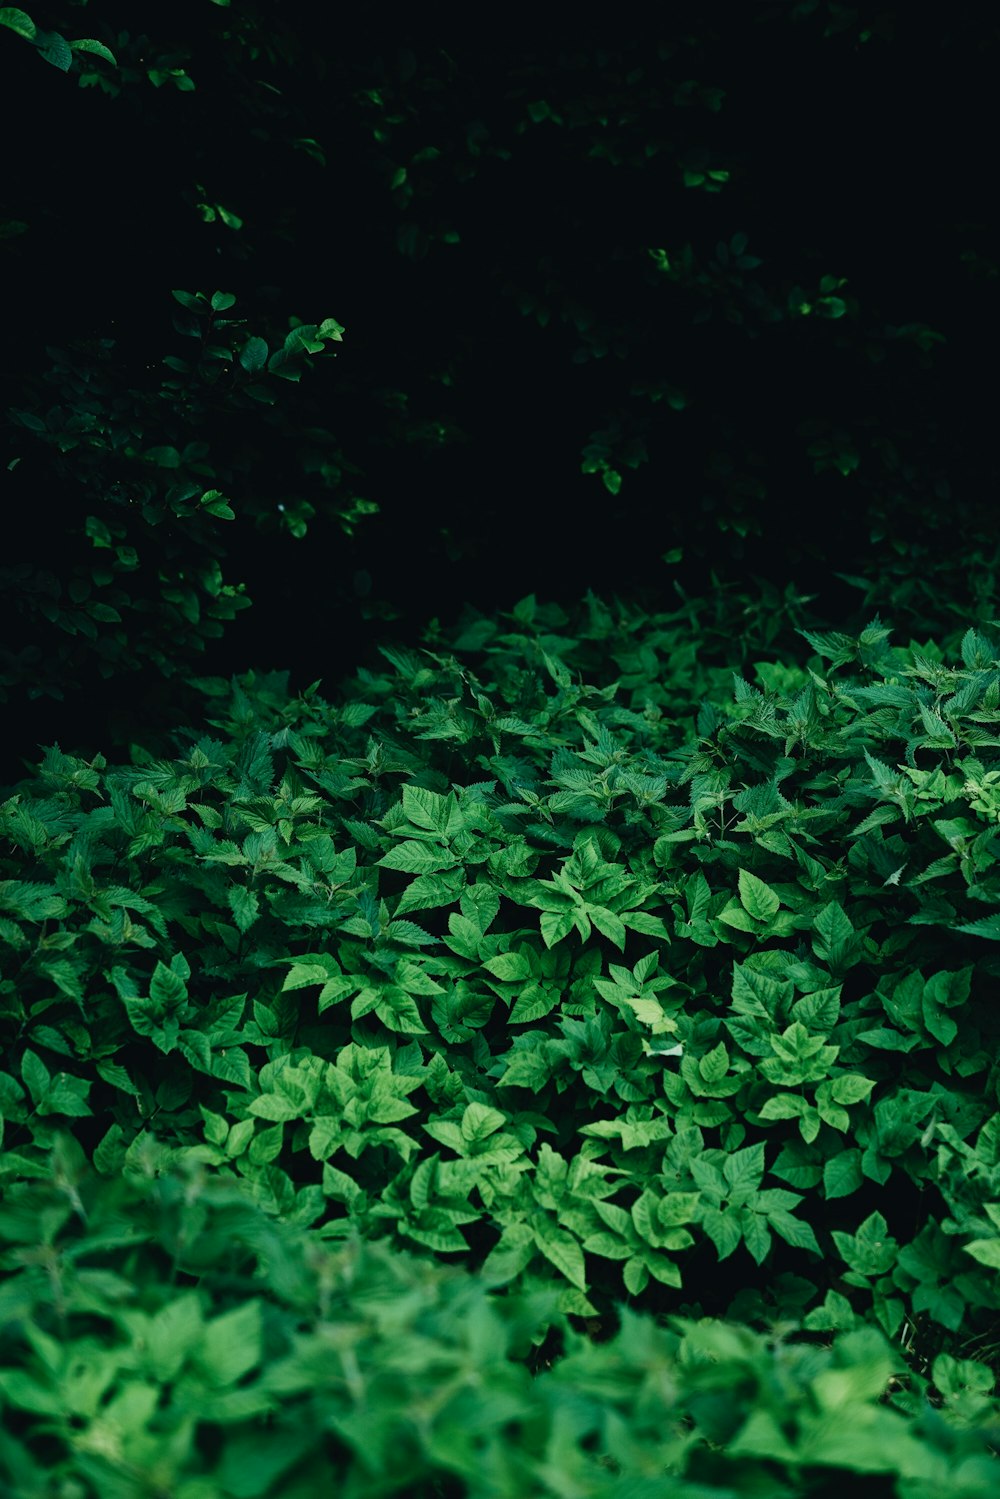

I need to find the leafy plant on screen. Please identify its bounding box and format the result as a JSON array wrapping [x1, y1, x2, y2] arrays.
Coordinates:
[[3, 291, 361, 704], [3, 584, 1000, 1433]]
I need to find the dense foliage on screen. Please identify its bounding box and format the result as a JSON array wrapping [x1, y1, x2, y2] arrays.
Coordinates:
[[3, 4, 1000, 1493], [3, 582, 1000, 1492]]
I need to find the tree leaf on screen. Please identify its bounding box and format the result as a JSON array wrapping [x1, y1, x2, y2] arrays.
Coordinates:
[[0, 7, 35, 39], [70, 37, 117, 65], [239, 335, 269, 373]]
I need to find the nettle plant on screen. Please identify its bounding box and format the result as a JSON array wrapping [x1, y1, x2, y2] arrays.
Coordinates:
[[3, 584, 1000, 1491]]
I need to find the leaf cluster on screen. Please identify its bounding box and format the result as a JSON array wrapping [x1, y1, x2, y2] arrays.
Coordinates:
[[3, 292, 360, 703]]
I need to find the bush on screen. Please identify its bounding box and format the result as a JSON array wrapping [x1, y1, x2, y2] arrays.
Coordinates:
[[2, 582, 1000, 1492]]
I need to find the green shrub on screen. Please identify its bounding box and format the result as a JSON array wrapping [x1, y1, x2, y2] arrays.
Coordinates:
[[3, 582, 1000, 1491]]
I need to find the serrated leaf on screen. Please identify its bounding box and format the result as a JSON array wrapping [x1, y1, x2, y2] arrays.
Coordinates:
[[823, 1149, 863, 1199], [540, 909, 575, 948], [227, 884, 260, 933], [702, 1208, 741, 1261], [461, 1102, 507, 1144], [282, 960, 336, 992], [508, 983, 558, 1024], [377, 841, 458, 874], [401, 783, 452, 832], [385, 919, 436, 947], [248, 1093, 302, 1122], [534, 1229, 587, 1291], [829, 1073, 875, 1106], [150, 960, 187, 1008], [738, 868, 781, 922], [742, 1213, 772, 1265], [589, 904, 626, 949], [483, 951, 531, 982], [723, 1143, 765, 1192], [964, 1237, 1000, 1269], [699, 1042, 729, 1084]]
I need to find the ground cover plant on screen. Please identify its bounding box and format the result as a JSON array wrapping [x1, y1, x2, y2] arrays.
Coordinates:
[[2, 580, 1000, 1494], [4, 6, 1000, 1494]]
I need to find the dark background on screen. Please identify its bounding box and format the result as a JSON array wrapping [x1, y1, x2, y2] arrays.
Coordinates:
[[2, 3, 998, 788]]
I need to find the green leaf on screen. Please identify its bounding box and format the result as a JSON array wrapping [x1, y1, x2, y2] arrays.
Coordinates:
[[584, 1231, 632, 1261], [239, 335, 269, 373], [830, 1073, 875, 1106], [484, 951, 532, 982], [248, 1093, 302, 1123], [386, 919, 436, 947], [377, 841, 457, 874], [964, 1238, 1000, 1269], [401, 783, 453, 832], [758, 1094, 810, 1121], [737, 868, 781, 922], [144, 1294, 204, 1382], [197, 1301, 263, 1387], [699, 1042, 729, 1084], [481, 1224, 535, 1286], [742, 1213, 772, 1265], [36, 30, 70, 71], [21, 1049, 50, 1106], [767, 1209, 820, 1254], [623, 1256, 649, 1294], [307, 1117, 341, 1160], [282, 960, 336, 992], [824, 1149, 864, 1199], [226, 1119, 254, 1157], [509, 983, 559, 1024], [534, 1229, 587, 1291], [200, 1105, 229, 1147], [228, 884, 260, 932], [659, 1192, 701, 1227], [723, 1143, 765, 1193], [0, 7, 35, 39], [69, 37, 117, 65], [172, 289, 207, 312], [200, 489, 236, 520], [540, 909, 575, 947], [588, 904, 627, 949], [702, 1208, 741, 1261], [150, 960, 187, 1008], [144, 445, 181, 468], [728, 1408, 798, 1463], [461, 1101, 507, 1144]]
